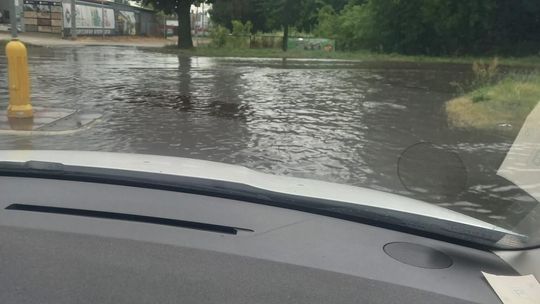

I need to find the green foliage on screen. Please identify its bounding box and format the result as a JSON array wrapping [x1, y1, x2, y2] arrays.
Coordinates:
[[471, 58, 500, 90], [209, 22, 255, 49], [294, 0, 323, 33], [451, 57, 500, 99], [209, 0, 269, 32], [210, 25, 230, 47], [314, 5, 338, 38], [314, 0, 540, 55], [231, 20, 253, 35], [315, 3, 373, 51], [334, 3, 373, 50], [210, 0, 351, 34], [244, 21, 253, 35], [231, 20, 243, 35], [160, 0, 540, 55]]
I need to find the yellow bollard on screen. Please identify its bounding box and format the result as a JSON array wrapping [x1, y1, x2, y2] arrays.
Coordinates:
[[6, 39, 33, 118]]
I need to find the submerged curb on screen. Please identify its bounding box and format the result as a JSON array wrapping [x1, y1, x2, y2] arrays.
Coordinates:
[[0, 108, 102, 136]]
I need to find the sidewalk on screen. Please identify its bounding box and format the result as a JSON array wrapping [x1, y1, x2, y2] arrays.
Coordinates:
[[0, 31, 177, 48]]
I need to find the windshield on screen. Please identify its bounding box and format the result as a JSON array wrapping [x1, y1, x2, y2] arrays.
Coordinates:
[[1, 0, 539, 249]]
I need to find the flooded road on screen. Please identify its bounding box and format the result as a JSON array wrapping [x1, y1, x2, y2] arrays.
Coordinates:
[[0, 46, 534, 227]]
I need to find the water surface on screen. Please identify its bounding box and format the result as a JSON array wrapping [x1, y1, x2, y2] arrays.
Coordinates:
[[0, 46, 533, 227]]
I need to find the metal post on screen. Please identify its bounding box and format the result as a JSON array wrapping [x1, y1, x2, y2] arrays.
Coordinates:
[[201, 3, 205, 35], [10, 0, 17, 38], [70, 0, 77, 39], [194, 6, 198, 46], [6, 40, 33, 118], [101, 0, 105, 39]]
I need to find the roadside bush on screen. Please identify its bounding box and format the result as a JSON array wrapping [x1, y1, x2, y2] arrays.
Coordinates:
[[244, 21, 253, 35], [227, 36, 251, 48], [470, 58, 500, 102], [472, 58, 499, 87], [231, 20, 253, 36], [209, 22, 252, 49], [335, 4, 374, 51], [450, 57, 500, 101], [314, 0, 540, 56], [209, 25, 229, 48], [314, 3, 374, 51], [314, 5, 338, 39]]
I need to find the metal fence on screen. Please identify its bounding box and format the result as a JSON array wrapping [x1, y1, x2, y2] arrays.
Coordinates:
[[224, 35, 335, 51]]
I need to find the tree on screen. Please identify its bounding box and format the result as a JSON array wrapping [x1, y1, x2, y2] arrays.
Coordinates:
[[258, 0, 304, 51], [142, 0, 213, 49], [314, 0, 502, 55], [211, 0, 328, 50], [209, 0, 268, 32], [296, 0, 329, 33], [490, 0, 540, 55], [209, 0, 353, 52]]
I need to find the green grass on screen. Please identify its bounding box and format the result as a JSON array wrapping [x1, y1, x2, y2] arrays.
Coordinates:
[[446, 74, 540, 129], [157, 45, 540, 67]]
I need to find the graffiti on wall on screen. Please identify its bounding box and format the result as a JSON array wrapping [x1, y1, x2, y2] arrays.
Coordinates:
[[288, 38, 335, 52], [63, 4, 115, 29]]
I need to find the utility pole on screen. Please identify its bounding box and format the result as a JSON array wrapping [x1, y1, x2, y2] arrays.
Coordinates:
[[70, 0, 77, 39], [202, 3, 205, 34], [10, 0, 17, 38], [101, 0, 105, 39]]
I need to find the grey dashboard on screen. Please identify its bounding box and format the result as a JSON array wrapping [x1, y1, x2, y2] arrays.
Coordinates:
[[0, 176, 517, 303]]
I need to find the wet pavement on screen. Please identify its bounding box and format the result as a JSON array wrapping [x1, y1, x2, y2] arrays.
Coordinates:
[[0, 46, 535, 228], [0, 32, 175, 48]]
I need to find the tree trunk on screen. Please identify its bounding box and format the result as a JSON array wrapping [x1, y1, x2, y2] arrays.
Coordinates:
[[177, 1, 193, 49], [282, 24, 289, 52]]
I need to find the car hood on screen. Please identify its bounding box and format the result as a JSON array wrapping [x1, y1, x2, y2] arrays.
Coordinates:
[[0, 150, 512, 234]]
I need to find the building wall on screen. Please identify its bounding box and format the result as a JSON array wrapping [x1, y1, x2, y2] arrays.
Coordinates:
[[139, 10, 157, 36], [23, 0, 63, 34], [5, 0, 158, 36]]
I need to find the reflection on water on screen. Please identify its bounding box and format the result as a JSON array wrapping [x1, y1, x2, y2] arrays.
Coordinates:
[[0, 46, 535, 227]]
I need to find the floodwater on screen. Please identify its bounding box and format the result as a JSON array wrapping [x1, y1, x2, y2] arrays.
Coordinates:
[[0, 46, 535, 228]]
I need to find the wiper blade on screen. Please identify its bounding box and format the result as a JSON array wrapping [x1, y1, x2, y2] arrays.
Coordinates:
[[6, 203, 252, 235]]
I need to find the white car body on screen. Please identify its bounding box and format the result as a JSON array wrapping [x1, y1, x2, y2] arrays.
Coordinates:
[[0, 150, 515, 235]]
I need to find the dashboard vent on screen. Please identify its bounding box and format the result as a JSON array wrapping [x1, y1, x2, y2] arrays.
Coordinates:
[[6, 204, 253, 235]]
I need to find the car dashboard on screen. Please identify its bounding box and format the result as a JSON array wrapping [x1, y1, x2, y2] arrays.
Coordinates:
[[0, 176, 522, 303]]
